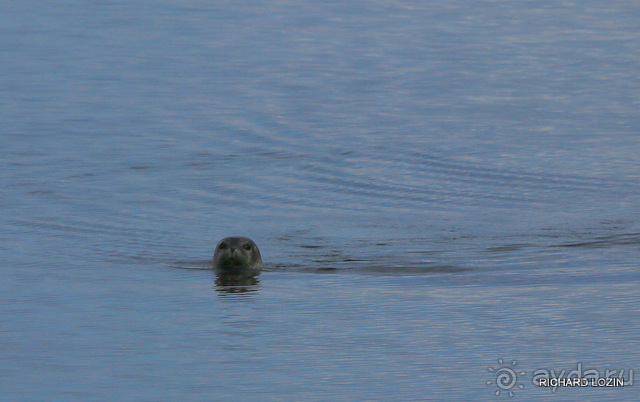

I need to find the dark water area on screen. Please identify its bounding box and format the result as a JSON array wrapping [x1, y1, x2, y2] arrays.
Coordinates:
[[2, 1, 639, 400]]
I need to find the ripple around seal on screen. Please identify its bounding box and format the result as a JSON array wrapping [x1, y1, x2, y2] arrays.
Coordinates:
[[179, 129, 631, 215]]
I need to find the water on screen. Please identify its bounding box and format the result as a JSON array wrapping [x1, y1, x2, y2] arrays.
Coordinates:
[[2, 1, 639, 400]]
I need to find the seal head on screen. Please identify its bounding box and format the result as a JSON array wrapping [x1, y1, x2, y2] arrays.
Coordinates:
[[213, 237, 263, 276]]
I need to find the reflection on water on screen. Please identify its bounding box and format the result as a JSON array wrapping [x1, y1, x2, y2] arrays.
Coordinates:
[[215, 273, 261, 294]]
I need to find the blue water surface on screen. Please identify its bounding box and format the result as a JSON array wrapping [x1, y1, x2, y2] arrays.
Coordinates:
[[2, 1, 639, 400]]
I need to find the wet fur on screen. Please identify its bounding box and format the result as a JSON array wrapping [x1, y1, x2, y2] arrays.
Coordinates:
[[213, 237, 263, 276]]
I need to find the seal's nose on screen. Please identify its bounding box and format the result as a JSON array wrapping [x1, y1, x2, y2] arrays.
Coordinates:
[[229, 247, 236, 253]]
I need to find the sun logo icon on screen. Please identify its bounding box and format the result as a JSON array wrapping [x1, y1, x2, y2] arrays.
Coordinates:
[[486, 358, 526, 397]]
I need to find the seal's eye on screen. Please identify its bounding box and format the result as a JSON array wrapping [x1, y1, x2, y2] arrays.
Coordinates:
[[243, 244, 252, 251], [219, 243, 227, 250]]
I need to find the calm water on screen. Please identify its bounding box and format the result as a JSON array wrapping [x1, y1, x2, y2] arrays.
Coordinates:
[[2, 1, 640, 400]]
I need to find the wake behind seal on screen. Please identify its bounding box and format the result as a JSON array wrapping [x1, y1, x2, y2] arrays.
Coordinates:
[[213, 237, 263, 276]]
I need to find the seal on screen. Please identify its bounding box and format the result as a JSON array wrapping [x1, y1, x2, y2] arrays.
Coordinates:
[[213, 237, 263, 276]]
